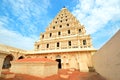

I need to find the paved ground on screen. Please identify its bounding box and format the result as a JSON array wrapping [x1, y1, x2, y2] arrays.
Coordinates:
[[0, 69, 106, 80]]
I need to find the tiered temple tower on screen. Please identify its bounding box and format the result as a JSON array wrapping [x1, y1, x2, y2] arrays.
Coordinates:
[[35, 8, 92, 50], [27, 7, 96, 72]]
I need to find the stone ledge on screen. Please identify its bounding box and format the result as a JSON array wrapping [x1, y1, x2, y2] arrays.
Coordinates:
[[1, 71, 15, 79]]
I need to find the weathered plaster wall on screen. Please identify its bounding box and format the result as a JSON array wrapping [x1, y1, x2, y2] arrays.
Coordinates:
[[10, 59, 58, 77], [26, 51, 94, 72], [93, 30, 120, 80]]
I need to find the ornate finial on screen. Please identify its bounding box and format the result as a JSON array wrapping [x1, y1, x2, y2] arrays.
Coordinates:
[[62, 6, 66, 10], [63, 6, 65, 8]]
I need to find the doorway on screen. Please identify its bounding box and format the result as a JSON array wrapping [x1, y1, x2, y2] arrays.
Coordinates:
[[56, 59, 62, 69], [56, 55, 62, 69], [2, 55, 14, 69]]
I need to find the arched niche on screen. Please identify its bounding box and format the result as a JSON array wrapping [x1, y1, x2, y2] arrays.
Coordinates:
[[18, 56, 24, 59], [2, 54, 14, 69]]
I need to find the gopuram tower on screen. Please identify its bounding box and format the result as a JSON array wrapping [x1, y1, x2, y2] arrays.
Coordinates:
[[28, 7, 96, 72]]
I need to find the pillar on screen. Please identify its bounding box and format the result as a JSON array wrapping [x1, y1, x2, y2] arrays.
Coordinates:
[[78, 53, 89, 72]]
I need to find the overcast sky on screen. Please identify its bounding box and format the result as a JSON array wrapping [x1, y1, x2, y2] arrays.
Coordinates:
[[0, 0, 120, 50]]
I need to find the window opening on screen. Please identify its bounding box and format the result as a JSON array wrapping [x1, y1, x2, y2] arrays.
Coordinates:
[[68, 41, 71, 46], [47, 44, 49, 48], [42, 35, 44, 39], [57, 42, 59, 47], [83, 40, 86, 45], [67, 24, 69, 26], [37, 45, 39, 49], [68, 30, 70, 34], [53, 26, 55, 29], [50, 33, 52, 37], [79, 29, 81, 33], [58, 31, 61, 35], [60, 25, 62, 28]]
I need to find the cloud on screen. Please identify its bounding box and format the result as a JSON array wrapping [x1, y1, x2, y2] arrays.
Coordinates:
[[0, 0, 51, 50], [72, 0, 120, 34], [72, 0, 120, 49], [1, 0, 51, 36], [0, 24, 37, 50]]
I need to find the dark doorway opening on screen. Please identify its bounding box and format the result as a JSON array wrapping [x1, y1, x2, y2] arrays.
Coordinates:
[[56, 59, 62, 69], [2, 55, 13, 69], [18, 56, 24, 59]]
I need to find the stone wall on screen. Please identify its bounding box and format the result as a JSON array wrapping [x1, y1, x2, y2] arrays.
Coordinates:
[[93, 30, 120, 80], [0, 44, 26, 60], [26, 51, 95, 72], [10, 58, 58, 77]]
